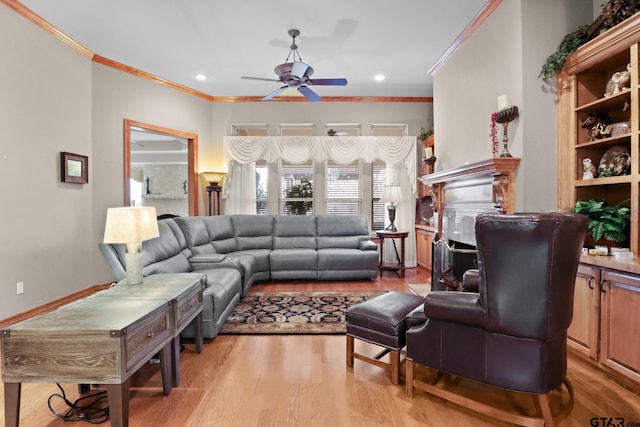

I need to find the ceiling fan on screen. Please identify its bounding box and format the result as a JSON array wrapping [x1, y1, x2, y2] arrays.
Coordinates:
[[327, 129, 348, 136], [242, 29, 348, 102]]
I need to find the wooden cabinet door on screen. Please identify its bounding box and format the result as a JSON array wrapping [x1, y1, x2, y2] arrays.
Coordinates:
[[599, 270, 640, 383], [415, 227, 434, 272], [568, 265, 600, 360]]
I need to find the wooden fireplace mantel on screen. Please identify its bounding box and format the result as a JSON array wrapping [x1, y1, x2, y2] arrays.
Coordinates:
[[419, 158, 521, 239]]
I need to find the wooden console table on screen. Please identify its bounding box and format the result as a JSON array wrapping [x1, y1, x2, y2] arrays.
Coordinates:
[[90, 273, 205, 387], [1, 274, 205, 427]]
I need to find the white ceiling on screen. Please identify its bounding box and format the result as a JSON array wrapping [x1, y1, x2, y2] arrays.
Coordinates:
[[19, 0, 489, 98]]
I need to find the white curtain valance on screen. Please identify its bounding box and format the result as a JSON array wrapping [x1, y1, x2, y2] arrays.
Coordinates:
[[223, 136, 418, 195]]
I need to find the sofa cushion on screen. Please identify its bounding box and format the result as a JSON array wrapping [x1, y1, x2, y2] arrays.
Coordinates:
[[316, 214, 371, 249], [273, 215, 316, 249], [232, 215, 274, 250], [202, 216, 238, 253], [317, 248, 379, 271], [270, 248, 318, 273]]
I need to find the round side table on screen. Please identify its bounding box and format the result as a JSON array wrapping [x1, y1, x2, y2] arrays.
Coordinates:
[[376, 230, 409, 277]]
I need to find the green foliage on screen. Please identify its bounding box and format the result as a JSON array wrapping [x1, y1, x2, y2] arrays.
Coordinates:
[[539, 25, 590, 80], [285, 180, 313, 215], [572, 199, 630, 242], [418, 128, 433, 142]]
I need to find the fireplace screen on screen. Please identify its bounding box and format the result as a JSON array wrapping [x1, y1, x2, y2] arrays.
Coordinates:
[[431, 237, 478, 291]]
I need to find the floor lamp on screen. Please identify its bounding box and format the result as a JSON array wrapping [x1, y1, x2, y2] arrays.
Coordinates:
[[202, 172, 226, 216]]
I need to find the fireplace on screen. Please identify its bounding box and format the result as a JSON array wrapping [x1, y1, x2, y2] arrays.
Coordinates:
[[420, 158, 520, 291], [431, 237, 477, 291]]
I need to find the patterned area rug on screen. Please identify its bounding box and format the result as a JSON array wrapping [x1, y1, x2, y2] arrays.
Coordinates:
[[219, 290, 385, 335]]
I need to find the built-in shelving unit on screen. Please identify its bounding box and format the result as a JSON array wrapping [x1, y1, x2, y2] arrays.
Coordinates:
[[557, 13, 640, 390]]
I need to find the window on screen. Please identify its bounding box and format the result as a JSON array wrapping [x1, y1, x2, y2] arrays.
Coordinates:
[[371, 160, 388, 230], [256, 159, 268, 214], [326, 160, 360, 215], [280, 161, 314, 215], [246, 124, 408, 229], [278, 124, 315, 136], [231, 124, 268, 136]]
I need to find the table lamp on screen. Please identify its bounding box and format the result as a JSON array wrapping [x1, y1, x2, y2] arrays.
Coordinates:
[[380, 184, 402, 232], [103, 206, 159, 285]]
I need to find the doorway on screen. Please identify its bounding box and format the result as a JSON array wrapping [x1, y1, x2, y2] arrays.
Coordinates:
[[123, 119, 199, 216]]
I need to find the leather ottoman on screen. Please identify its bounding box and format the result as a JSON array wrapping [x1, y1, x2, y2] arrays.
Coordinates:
[[346, 291, 425, 384]]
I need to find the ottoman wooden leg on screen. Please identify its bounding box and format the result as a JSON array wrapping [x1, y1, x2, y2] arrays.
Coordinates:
[[390, 349, 400, 385], [346, 335, 354, 368], [406, 358, 414, 398]]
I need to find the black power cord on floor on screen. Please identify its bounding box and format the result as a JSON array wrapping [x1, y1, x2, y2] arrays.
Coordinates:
[[48, 383, 110, 424]]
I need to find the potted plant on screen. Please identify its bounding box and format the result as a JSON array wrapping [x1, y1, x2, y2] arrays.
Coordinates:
[[572, 199, 630, 244], [418, 128, 434, 148]]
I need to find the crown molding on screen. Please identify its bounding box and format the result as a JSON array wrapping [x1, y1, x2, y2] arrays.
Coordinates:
[[429, 0, 502, 75]]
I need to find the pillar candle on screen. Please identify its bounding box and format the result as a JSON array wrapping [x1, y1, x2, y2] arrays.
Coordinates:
[[497, 94, 509, 111], [425, 147, 433, 158]]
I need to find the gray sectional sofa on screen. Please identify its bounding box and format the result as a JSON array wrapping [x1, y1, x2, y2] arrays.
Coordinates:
[[99, 214, 379, 339]]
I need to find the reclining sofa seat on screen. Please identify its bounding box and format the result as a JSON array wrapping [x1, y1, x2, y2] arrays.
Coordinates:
[[99, 218, 242, 339], [316, 214, 379, 280], [270, 215, 318, 280]]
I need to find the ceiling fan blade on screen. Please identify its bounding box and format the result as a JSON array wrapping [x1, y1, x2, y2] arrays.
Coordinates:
[[242, 76, 281, 83], [298, 85, 321, 102], [262, 85, 288, 101], [307, 78, 348, 86]]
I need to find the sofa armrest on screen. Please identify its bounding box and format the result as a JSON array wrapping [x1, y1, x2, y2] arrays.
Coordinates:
[[423, 291, 486, 329], [359, 239, 378, 251]]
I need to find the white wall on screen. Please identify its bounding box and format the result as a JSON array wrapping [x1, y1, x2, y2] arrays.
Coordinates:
[[0, 6, 93, 316], [432, 0, 592, 211]]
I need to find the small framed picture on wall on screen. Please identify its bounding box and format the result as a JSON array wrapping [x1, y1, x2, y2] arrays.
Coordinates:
[[61, 152, 88, 184]]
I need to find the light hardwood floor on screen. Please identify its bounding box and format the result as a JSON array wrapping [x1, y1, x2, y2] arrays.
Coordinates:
[[2, 269, 639, 426]]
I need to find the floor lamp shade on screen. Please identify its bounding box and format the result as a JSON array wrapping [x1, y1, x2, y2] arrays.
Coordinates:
[[380, 185, 403, 232], [103, 206, 159, 285]]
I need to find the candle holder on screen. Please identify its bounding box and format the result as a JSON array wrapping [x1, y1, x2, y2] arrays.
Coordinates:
[[494, 106, 519, 157]]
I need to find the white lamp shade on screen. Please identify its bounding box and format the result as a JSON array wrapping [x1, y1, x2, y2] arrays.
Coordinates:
[[103, 206, 160, 244], [380, 185, 403, 204], [201, 171, 226, 186]]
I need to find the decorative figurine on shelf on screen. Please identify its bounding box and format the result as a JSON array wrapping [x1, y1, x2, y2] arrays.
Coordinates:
[[145, 176, 151, 194], [605, 63, 631, 97], [183, 180, 188, 194], [581, 112, 609, 141], [597, 145, 631, 177], [582, 158, 597, 179]]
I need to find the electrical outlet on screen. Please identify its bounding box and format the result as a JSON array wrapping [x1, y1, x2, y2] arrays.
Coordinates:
[[16, 282, 24, 295]]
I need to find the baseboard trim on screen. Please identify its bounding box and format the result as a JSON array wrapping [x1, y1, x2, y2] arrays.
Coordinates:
[[0, 283, 113, 329]]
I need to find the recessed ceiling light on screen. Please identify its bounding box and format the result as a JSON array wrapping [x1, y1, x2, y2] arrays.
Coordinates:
[[374, 74, 386, 82], [195, 74, 207, 81]]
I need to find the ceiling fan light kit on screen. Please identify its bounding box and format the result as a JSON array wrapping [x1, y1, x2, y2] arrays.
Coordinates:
[[242, 29, 348, 102]]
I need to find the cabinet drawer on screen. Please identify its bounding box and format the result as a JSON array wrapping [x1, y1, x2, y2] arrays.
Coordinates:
[[125, 304, 171, 372], [175, 286, 203, 333]]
